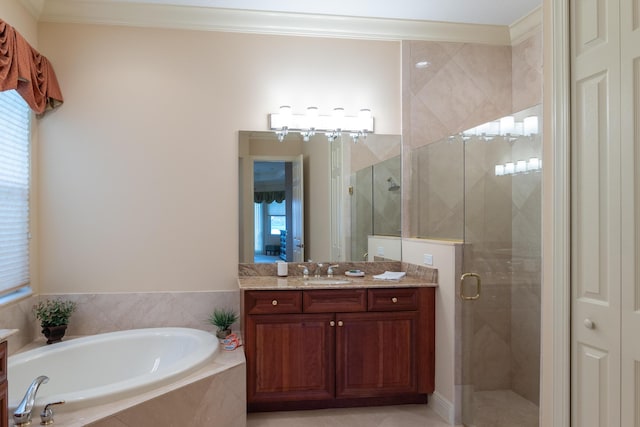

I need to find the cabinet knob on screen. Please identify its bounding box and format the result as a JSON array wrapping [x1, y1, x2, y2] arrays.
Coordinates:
[[330, 321, 335, 327], [337, 320, 344, 327], [584, 318, 595, 329], [391, 297, 398, 303], [272, 300, 278, 306]]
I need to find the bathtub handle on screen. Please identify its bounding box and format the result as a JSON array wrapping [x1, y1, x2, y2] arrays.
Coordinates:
[[40, 400, 65, 425]]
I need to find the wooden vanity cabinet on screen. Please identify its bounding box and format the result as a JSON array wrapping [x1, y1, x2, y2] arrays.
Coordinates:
[[0, 341, 7, 427], [243, 287, 435, 412]]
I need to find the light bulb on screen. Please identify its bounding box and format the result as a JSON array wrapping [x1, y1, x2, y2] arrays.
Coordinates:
[[524, 116, 539, 136], [500, 116, 515, 135]]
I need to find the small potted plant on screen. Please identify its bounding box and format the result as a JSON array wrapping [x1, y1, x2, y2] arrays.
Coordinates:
[[208, 308, 238, 339], [33, 298, 77, 344]]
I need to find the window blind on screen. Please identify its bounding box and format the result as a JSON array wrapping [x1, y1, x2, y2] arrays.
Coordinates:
[[0, 90, 31, 296]]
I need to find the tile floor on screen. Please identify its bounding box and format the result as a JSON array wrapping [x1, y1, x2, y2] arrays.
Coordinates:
[[247, 390, 540, 427], [246, 404, 457, 427]]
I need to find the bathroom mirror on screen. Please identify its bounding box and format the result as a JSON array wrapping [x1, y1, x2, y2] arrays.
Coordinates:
[[239, 131, 401, 263]]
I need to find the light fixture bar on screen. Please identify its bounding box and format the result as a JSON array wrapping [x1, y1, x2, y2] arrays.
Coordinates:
[[269, 106, 374, 143]]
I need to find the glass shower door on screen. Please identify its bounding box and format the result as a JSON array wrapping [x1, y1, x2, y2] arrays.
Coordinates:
[[460, 105, 542, 427]]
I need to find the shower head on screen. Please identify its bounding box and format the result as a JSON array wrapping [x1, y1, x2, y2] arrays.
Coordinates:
[[387, 177, 400, 191]]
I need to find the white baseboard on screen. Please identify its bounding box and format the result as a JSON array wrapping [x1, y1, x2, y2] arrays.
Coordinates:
[[429, 391, 456, 425]]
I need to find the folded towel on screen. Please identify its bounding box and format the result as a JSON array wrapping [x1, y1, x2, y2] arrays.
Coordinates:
[[373, 271, 406, 280]]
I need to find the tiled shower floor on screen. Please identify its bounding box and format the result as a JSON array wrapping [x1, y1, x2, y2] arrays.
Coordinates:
[[473, 390, 539, 427]]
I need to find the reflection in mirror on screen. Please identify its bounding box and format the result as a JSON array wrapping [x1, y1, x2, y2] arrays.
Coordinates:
[[239, 131, 401, 263], [409, 104, 542, 240], [351, 155, 401, 261]]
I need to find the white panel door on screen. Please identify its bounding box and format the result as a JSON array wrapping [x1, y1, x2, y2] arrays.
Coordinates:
[[330, 139, 343, 261], [570, 0, 621, 425], [291, 154, 305, 262], [620, 0, 640, 424]]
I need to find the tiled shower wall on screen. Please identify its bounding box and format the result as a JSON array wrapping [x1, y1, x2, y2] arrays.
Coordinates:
[[402, 26, 542, 406]]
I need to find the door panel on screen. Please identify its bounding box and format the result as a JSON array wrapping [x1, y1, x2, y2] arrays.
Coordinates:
[[621, 0, 640, 424], [246, 313, 334, 402], [459, 105, 542, 426], [575, 344, 610, 427], [571, 0, 621, 425], [292, 154, 305, 262], [335, 311, 418, 398]]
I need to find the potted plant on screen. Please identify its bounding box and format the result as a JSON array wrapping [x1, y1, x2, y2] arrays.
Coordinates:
[[208, 308, 238, 339], [33, 298, 77, 344]]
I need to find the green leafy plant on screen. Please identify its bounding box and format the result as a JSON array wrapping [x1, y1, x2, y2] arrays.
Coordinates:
[[33, 298, 78, 327], [208, 307, 238, 331]]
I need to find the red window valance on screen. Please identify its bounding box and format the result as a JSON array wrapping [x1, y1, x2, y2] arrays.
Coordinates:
[[0, 19, 63, 115]]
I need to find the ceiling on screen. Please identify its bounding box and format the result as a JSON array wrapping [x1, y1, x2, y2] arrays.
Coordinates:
[[68, 0, 541, 26]]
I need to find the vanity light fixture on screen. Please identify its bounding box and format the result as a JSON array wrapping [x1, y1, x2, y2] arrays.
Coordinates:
[[494, 157, 542, 176], [269, 106, 374, 143], [461, 115, 540, 140]]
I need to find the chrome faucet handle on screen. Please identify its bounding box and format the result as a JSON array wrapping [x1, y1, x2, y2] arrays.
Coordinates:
[[40, 401, 65, 425], [327, 265, 339, 277], [298, 265, 309, 279], [314, 263, 324, 278]]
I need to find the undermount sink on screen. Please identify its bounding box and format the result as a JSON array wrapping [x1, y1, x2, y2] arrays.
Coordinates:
[[305, 279, 352, 285]]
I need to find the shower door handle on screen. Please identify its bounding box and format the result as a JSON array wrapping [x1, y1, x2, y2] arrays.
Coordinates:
[[460, 273, 481, 300]]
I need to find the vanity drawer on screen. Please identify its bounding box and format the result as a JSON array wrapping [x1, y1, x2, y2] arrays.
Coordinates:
[[303, 289, 367, 313], [368, 288, 419, 311], [245, 291, 303, 314]]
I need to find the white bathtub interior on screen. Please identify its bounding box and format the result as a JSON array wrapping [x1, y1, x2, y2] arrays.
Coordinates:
[[8, 327, 219, 412]]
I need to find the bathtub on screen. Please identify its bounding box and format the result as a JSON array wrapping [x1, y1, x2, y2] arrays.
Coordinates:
[[8, 327, 218, 412]]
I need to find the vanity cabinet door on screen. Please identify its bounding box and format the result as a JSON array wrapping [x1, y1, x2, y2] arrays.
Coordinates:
[[335, 311, 418, 398], [246, 313, 335, 405]]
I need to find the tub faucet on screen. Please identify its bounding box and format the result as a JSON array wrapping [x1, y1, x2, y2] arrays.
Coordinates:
[[13, 375, 49, 426]]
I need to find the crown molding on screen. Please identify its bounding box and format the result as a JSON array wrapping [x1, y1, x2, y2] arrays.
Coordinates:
[[38, 0, 511, 45], [18, 0, 45, 20], [509, 5, 542, 45]]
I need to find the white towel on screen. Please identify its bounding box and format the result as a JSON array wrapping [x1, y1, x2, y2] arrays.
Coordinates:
[[372, 271, 406, 280]]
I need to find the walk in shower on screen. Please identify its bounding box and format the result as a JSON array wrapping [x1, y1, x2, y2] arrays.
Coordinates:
[[411, 104, 542, 427]]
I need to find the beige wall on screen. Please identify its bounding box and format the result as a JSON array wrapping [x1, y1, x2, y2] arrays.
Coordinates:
[[35, 23, 401, 293], [402, 238, 462, 423], [0, 0, 38, 46]]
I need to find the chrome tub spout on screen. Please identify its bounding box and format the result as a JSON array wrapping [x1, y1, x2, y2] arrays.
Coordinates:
[[13, 375, 49, 426]]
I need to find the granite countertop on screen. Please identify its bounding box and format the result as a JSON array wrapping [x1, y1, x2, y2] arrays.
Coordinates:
[[238, 275, 438, 290]]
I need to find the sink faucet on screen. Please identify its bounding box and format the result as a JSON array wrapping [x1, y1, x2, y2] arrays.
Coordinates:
[[13, 375, 49, 426], [327, 265, 339, 277], [313, 263, 324, 278]]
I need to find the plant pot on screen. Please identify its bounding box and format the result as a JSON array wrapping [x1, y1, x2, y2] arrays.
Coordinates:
[[42, 324, 68, 344], [216, 328, 231, 339]]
